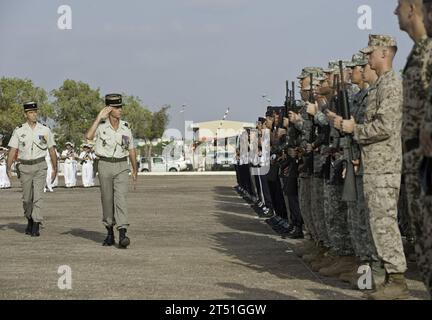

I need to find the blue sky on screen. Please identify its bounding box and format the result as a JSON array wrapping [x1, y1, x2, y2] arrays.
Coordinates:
[[0, 0, 412, 133]]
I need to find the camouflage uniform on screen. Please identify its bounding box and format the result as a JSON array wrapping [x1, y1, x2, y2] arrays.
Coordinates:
[[354, 67, 406, 274], [296, 67, 322, 242], [324, 104, 353, 257], [402, 36, 432, 292], [312, 110, 331, 248], [419, 39, 432, 298], [296, 109, 318, 241], [347, 86, 377, 262]]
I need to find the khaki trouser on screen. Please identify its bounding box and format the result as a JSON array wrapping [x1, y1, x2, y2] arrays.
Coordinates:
[[363, 173, 407, 274], [98, 160, 130, 230], [19, 161, 48, 223]]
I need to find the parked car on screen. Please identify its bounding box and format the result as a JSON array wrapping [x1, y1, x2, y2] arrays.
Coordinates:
[[140, 157, 181, 172], [212, 152, 236, 171]]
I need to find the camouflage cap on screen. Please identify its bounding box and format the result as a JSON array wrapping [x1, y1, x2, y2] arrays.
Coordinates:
[[297, 67, 324, 80], [360, 34, 398, 54], [347, 52, 369, 67], [323, 60, 338, 73]]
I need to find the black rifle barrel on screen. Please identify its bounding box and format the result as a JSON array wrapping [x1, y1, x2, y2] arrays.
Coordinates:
[[338, 60, 357, 202]]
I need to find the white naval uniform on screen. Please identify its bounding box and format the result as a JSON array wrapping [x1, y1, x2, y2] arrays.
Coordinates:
[[0, 154, 11, 188], [239, 130, 249, 166], [79, 151, 95, 187], [61, 150, 77, 187], [45, 150, 59, 191]]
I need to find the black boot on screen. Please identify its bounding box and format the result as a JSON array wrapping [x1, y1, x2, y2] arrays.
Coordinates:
[[31, 222, 40, 237], [118, 228, 130, 249], [25, 218, 34, 235], [102, 226, 115, 246], [287, 226, 304, 239]]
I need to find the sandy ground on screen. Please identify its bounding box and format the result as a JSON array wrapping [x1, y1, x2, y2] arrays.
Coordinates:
[[0, 175, 428, 300]]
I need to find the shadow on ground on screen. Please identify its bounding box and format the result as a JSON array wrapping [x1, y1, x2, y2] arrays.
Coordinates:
[[211, 185, 430, 300], [216, 282, 299, 300], [60, 228, 106, 244], [210, 185, 362, 300], [0, 223, 26, 234]]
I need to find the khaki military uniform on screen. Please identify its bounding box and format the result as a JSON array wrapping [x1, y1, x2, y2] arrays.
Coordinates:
[[354, 69, 406, 274], [8, 122, 56, 222], [94, 119, 134, 230]]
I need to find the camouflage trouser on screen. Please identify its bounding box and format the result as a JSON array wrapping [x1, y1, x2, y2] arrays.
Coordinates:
[[405, 172, 428, 264], [324, 182, 354, 256], [405, 151, 431, 296], [311, 177, 330, 246], [299, 176, 317, 241], [363, 173, 407, 274], [347, 175, 377, 261], [421, 195, 432, 299]]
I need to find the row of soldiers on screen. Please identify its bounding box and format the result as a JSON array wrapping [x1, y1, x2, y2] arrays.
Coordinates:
[[234, 0, 432, 300]]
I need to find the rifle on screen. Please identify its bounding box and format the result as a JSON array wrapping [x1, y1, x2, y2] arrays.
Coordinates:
[[284, 80, 290, 121], [338, 60, 357, 202], [305, 73, 316, 176]]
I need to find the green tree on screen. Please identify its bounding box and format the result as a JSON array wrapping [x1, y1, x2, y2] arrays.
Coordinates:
[[0, 77, 53, 146], [51, 79, 103, 149], [122, 95, 152, 140], [122, 96, 170, 157]]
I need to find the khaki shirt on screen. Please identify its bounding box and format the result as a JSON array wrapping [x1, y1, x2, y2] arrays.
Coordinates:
[[8, 122, 56, 160], [94, 120, 134, 158], [354, 69, 403, 175]]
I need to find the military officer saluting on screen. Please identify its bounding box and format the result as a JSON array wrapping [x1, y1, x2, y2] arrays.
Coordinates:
[[6, 102, 57, 237], [85, 94, 138, 249]]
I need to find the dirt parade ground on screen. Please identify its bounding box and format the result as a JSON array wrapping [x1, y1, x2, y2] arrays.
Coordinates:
[[0, 175, 429, 300]]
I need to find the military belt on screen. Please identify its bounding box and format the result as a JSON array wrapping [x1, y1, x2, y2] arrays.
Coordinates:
[[19, 157, 45, 165], [404, 138, 419, 153], [99, 156, 128, 163]]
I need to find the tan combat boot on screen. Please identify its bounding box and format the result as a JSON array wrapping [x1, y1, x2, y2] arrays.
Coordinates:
[[318, 256, 357, 277], [292, 240, 315, 257], [311, 252, 338, 272], [366, 273, 410, 300], [302, 246, 327, 264], [339, 267, 359, 283]]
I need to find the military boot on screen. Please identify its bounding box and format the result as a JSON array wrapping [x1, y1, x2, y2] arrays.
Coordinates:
[[31, 222, 40, 237], [311, 252, 338, 272], [339, 269, 358, 283], [103, 226, 115, 246], [292, 240, 315, 257], [286, 226, 304, 239], [25, 218, 34, 235], [366, 273, 410, 300], [303, 246, 327, 264], [118, 228, 130, 249], [318, 256, 357, 277]]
